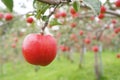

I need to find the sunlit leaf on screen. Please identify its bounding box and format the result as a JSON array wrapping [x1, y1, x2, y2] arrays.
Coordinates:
[[1, 0, 13, 12], [83, 0, 101, 15]]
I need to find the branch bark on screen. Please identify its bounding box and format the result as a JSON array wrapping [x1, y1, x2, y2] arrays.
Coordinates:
[[37, 0, 71, 5], [41, 5, 59, 34], [106, 9, 120, 17]]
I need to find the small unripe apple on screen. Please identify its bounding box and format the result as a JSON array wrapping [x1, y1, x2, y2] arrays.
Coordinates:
[[115, 0, 120, 7], [22, 33, 57, 66], [4, 13, 13, 21], [26, 17, 34, 23], [92, 46, 99, 53]]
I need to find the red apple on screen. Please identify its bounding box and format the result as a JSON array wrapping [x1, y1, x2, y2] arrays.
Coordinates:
[[117, 54, 120, 58], [115, 0, 120, 7], [11, 43, 16, 48], [114, 28, 120, 34], [4, 13, 13, 21], [60, 45, 70, 52], [84, 38, 91, 44], [111, 19, 117, 24], [70, 22, 77, 28], [13, 37, 18, 43], [72, 13, 79, 18], [92, 36, 97, 40], [70, 7, 77, 15], [70, 34, 77, 40], [100, 6, 106, 13], [70, 34, 78, 42], [26, 17, 34, 23], [98, 13, 104, 19], [54, 13, 61, 18], [60, 45, 67, 52], [79, 30, 84, 36], [0, 12, 4, 19], [92, 46, 99, 53], [22, 34, 57, 66], [90, 16, 95, 21], [60, 12, 67, 18]]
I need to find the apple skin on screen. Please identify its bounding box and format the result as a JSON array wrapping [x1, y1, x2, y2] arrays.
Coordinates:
[[22, 34, 57, 66], [4, 13, 13, 21]]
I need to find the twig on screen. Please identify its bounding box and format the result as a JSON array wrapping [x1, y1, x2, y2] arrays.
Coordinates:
[[41, 4, 59, 34], [106, 9, 120, 17], [37, 0, 71, 5]]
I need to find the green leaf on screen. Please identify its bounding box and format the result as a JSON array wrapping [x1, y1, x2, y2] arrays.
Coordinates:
[[42, 16, 49, 21], [83, 0, 101, 15], [1, 0, 13, 12], [49, 18, 62, 26], [35, 1, 50, 19], [73, 1, 80, 12]]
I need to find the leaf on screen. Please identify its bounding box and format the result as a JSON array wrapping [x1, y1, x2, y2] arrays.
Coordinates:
[[34, 1, 50, 19], [73, 1, 80, 12], [42, 16, 49, 21], [49, 18, 62, 26], [1, 0, 13, 12], [83, 0, 101, 15]]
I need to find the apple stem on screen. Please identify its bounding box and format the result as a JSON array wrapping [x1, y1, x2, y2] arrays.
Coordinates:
[[41, 4, 59, 34]]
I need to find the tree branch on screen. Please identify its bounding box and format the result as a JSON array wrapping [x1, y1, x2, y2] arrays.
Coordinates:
[[41, 5, 59, 34], [106, 9, 120, 17], [37, 0, 71, 5]]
